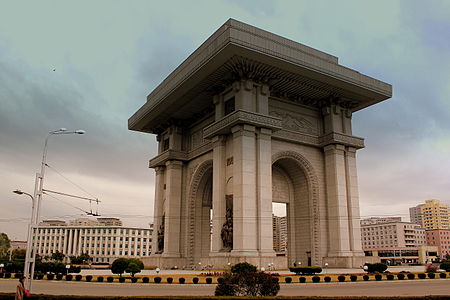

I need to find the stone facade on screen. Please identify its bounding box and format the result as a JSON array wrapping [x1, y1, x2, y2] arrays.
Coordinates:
[[129, 19, 392, 269]]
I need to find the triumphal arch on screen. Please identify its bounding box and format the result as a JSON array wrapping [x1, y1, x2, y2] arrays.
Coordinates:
[[129, 19, 392, 269]]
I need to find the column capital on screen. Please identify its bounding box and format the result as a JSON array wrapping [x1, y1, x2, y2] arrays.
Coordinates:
[[211, 135, 227, 147], [231, 124, 256, 136], [155, 166, 166, 175], [324, 144, 345, 154], [165, 160, 183, 169]]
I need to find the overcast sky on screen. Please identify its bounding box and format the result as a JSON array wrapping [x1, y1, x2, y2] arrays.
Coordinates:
[[1, 0, 449, 240]]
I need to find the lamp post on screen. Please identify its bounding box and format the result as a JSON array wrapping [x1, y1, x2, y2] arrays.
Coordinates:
[[13, 190, 35, 288], [324, 262, 328, 274], [65, 264, 70, 276], [17, 128, 85, 292], [0, 263, 4, 273]]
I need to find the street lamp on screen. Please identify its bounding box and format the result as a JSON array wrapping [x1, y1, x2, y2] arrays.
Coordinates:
[[13, 190, 35, 287], [0, 263, 4, 273], [65, 264, 70, 276], [324, 262, 328, 273], [363, 265, 368, 272], [18, 128, 85, 292]]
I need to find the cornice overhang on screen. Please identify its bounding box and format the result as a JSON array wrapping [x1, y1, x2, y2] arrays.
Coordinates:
[[203, 110, 282, 139], [129, 19, 392, 134]]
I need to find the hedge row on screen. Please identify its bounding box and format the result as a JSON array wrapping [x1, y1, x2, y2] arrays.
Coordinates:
[[1, 294, 450, 300], [284, 273, 448, 283], [1, 272, 449, 284]]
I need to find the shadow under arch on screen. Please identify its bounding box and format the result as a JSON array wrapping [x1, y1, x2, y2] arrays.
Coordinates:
[[272, 151, 321, 266]]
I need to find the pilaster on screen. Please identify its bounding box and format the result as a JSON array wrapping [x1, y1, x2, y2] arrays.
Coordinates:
[[162, 160, 183, 257], [211, 135, 227, 253], [324, 144, 352, 257], [151, 166, 165, 255], [231, 124, 258, 256], [256, 128, 276, 256]]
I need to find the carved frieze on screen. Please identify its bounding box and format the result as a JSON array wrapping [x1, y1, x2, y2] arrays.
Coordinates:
[[270, 110, 318, 135]]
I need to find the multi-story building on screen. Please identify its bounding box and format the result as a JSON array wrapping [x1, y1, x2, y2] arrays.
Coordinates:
[[360, 217, 402, 226], [409, 199, 450, 229], [360, 219, 437, 264], [32, 218, 152, 263], [426, 229, 450, 259], [272, 215, 287, 254]]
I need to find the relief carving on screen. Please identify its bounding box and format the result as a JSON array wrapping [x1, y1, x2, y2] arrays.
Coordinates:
[[270, 110, 317, 135]]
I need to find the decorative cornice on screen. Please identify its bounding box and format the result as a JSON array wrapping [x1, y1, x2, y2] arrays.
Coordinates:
[[319, 132, 364, 149], [203, 110, 282, 139], [149, 150, 188, 168]]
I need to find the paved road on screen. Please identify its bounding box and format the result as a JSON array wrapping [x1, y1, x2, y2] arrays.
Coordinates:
[[1, 279, 449, 297]]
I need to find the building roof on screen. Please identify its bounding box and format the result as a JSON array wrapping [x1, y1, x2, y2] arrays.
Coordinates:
[[129, 18, 392, 134]]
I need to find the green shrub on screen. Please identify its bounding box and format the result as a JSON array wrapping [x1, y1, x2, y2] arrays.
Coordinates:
[[231, 262, 257, 274], [56, 274, 63, 280], [386, 274, 394, 280], [85, 275, 92, 282], [107, 276, 114, 282], [440, 262, 450, 272], [65, 274, 73, 281], [131, 277, 138, 283], [364, 263, 388, 273], [167, 277, 173, 283], [142, 277, 149, 283], [363, 275, 369, 281], [427, 273, 436, 279], [397, 273, 405, 280], [0, 273, 3, 278], [324, 276, 331, 282], [338, 275, 345, 282], [217, 277, 224, 284], [418, 273, 426, 279], [350, 275, 357, 282], [192, 277, 199, 284], [46, 273, 54, 280], [97, 276, 104, 282], [215, 270, 280, 296], [119, 277, 125, 283], [375, 274, 382, 281], [154, 277, 161, 283], [178, 277, 185, 284], [289, 266, 322, 275], [439, 273, 447, 278], [75, 275, 82, 281], [299, 277, 306, 283], [312, 276, 320, 283], [407, 273, 415, 280], [205, 277, 212, 284], [285, 277, 292, 283]]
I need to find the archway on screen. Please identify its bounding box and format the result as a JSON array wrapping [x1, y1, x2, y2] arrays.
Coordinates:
[[187, 160, 213, 266], [272, 151, 320, 267]]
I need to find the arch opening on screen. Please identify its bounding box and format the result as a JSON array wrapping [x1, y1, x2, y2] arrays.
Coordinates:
[[272, 156, 313, 267]]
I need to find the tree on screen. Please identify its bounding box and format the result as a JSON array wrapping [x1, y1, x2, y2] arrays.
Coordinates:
[[126, 262, 141, 277], [111, 258, 129, 277], [127, 258, 144, 270], [215, 263, 280, 296], [11, 249, 26, 260], [70, 253, 91, 264], [0, 233, 11, 258], [51, 251, 65, 262]]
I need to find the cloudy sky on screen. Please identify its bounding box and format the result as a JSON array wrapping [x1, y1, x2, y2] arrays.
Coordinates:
[[1, 0, 449, 240]]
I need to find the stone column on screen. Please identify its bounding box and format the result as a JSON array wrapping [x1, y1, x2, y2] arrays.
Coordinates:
[[68, 229, 73, 256], [151, 166, 165, 255], [211, 135, 226, 253], [231, 124, 258, 256], [324, 144, 352, 256], [162, 160, 183, 257], [345, 147, 363, 253], [256, 128, 276, 256]]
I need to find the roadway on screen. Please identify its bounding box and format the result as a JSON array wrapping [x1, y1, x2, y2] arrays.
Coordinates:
[[0, 278, 449, 297]]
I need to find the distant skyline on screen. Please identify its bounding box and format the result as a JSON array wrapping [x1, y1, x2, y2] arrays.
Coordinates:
[[1, 0, 449, 240]]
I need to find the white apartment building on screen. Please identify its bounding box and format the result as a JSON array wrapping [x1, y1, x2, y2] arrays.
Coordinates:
[[32, 218, 152, 263], [272, 215, 287, 254], [360, 219, 435, 264]]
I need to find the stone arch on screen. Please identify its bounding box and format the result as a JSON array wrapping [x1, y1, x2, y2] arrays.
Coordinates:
[[186, 159, 213, 267], [272, 151, 321, 266]]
